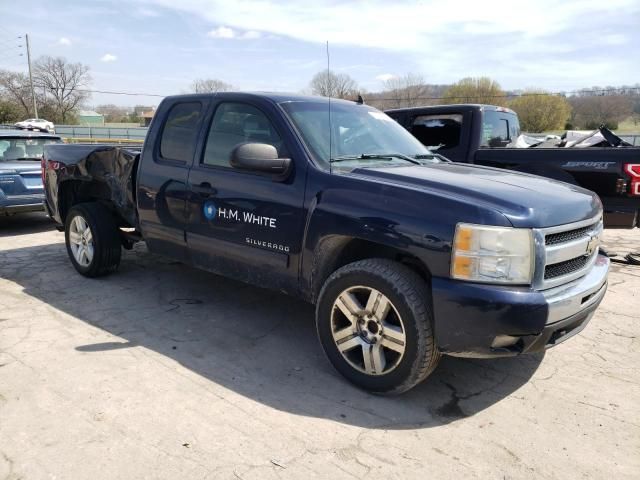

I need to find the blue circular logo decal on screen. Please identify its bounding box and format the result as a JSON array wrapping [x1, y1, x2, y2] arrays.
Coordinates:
[[203, 201, 217, 220]]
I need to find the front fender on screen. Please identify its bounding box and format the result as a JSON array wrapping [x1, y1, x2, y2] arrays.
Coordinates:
[[299, 169, 510, 300]]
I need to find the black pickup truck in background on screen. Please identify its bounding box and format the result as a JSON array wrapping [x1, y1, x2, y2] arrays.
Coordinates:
[[385, 105, 640, 228], [44, 93, 609, 394]]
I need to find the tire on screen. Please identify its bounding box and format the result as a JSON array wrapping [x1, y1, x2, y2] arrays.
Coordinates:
[[316, 259, 440, 395], [65, 202, 122, 277]]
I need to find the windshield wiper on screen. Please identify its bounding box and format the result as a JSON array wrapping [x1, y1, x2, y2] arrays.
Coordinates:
[[330, 153, 420, 165], [413, 153, 451, 163]]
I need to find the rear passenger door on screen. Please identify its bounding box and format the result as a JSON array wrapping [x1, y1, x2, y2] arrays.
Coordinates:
[[137, 99, 210, 261], [184, 99, 307, 293]]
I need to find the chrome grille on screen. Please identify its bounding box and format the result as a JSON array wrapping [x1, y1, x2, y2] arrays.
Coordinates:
[[544, 256, 590, 280], [533, 215, 603, 290], [545, 223, 598, 246]]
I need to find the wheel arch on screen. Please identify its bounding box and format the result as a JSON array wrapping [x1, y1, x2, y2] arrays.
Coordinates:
[[58, 179, 116, 224], [308, 235, 432, 304]]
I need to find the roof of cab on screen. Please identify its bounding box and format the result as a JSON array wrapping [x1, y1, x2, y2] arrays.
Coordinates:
[[162, 91, 363, 106], [385, 104, 517, 115]]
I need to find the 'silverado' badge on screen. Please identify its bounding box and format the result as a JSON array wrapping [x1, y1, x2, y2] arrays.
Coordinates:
[[203, 201, 217, 220]]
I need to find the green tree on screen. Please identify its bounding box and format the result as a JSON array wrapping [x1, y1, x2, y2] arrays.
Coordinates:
[[0, 99, 21, 123], [509, 91, 572, 132], [442, 77, 507, 106]]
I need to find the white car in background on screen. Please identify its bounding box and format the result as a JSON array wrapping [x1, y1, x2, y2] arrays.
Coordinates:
[[14, 118, 55, 133]]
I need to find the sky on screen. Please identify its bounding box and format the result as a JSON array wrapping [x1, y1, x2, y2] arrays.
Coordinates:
[[0, 0, 639, 107]]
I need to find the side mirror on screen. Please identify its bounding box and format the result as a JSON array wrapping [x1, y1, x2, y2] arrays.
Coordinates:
[[230, 143, 291, 179]]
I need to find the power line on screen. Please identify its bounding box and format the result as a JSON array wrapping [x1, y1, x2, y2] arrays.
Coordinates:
[[0, 38, 23, 49], [76, 88, 166, 98]]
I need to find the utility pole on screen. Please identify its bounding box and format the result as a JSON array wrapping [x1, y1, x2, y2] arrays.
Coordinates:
[[25, 33, 38, 119]]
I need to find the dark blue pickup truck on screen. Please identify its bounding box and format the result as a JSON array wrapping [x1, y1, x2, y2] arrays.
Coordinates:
[[43, 93, 609, 394]]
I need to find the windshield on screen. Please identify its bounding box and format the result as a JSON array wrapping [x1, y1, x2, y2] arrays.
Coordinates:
[[280, 101, 430, 168], [0, 137, 61, 161]]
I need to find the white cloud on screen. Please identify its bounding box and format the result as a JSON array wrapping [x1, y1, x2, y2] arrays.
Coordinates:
[[141, 0, 639, 51], [241, 30, 261, 39], [129, 0, 640, 89], [376, 73, 397, 82], [58, 37, 72, 46], [207, 26, 262, 40], [100, 53, 118, 62], [207, 26, 236, 39], [137, 7, 160, 17], [603, 33, 627, 45]]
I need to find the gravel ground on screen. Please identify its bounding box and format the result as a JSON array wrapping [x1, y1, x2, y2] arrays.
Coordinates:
[[0, 213, 638, 480]]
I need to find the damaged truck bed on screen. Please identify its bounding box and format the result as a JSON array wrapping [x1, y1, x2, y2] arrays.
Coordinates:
[[44, 144, 140, 228]]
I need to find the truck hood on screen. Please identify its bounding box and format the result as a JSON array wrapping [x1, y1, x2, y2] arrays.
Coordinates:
[[350, 163, 601, 228]]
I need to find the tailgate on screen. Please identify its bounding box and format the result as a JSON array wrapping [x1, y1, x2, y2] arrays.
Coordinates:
[[0, 168, 43, 198]]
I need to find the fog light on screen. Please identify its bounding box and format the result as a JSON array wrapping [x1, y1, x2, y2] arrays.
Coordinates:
[[491, 335, 520, 349]]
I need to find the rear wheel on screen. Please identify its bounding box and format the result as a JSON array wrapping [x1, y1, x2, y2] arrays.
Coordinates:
[[65, 203, 121, 277], [316, 259, 440, 395]]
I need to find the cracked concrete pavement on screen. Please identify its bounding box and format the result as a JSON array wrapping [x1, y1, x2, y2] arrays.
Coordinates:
[[0, 213, 638, 479]]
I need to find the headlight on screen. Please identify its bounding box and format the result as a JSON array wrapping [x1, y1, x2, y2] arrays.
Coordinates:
[[451, 223, 534, 284]]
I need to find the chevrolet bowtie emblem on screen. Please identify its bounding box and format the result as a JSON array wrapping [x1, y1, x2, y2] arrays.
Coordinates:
[[586, 235, 600, 256]]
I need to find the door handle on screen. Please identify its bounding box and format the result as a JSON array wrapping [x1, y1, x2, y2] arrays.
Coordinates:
[[192, 182, 217, 197]]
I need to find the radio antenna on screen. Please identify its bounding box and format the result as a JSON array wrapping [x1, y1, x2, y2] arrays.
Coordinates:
[[326, 40, 333, 174]]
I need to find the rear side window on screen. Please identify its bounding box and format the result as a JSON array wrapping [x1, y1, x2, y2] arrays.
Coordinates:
[[481, 111, 519, 147], [411, 114, 462, 150], [160, 102, 202, 163]]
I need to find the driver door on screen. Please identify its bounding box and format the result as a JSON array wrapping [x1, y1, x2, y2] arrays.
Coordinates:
[[185, 99, 306, 293]]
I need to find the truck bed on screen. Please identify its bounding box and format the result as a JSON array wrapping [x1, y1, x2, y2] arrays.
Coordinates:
[[43, 144, 140, 227]]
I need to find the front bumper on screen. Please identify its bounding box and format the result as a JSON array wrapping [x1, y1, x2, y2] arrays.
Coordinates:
[[431, 255, 609, 358]]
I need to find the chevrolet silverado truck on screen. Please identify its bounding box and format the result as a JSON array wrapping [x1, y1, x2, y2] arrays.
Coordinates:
[[385, 104, 640, 228], [0, 129, 61, 215], [43, 93, 609, 394]]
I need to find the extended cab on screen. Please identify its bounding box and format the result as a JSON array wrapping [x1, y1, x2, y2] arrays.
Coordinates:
[[44, 93, 609, 394], [386, 104, 640, 228]]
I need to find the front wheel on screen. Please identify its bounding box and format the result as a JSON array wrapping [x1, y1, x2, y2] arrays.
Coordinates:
[[316, 259, 440, 395], [65, 203, 122, 277]]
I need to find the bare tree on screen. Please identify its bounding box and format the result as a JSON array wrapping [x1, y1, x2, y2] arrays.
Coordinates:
[[33, 56, 91, 123], [309, 70, 359, 99], [191, 78, 234, 94], [381, 73, 429, 108], [0, 70, 34, 116], [569, 95, 633, 129], [95, 104, 130, 122]]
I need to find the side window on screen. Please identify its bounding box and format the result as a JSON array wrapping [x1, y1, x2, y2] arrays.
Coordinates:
[[482, 111, 511, 147], [411, 114, 462, 150], [202, 102, 282, 168], [0, 140, 9, 157], [159, 102, 202, 163]]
